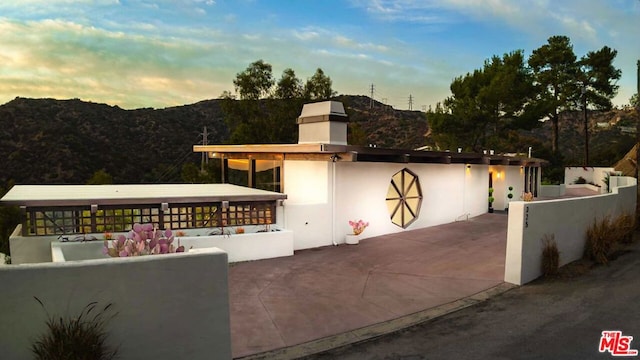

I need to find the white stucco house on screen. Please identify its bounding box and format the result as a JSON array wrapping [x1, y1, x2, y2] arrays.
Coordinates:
[[1, 100, 544, 264], [193, 100, 545, 251]]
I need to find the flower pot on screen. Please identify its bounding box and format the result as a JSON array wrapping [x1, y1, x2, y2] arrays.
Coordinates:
[[345, 234, 362, 245]]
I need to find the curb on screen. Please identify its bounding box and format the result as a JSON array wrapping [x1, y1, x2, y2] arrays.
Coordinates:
[[236, 282, 518, 360]]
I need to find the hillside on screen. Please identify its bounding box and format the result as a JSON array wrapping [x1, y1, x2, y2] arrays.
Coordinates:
[[0, 96, 427, 185], [518, 108, 638, 167]]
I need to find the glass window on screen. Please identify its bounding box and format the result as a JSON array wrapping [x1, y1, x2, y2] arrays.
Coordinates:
[[227, 159, 249, 187], [254, 159, 282, 192]]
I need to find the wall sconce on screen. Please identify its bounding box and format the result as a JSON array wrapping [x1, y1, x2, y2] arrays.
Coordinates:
[[466, 164, 471, 169], [221, 200, 229, 209], [161, 202, 169, 212], [90, 204, 98, 214], [497, 172, 501, 179], [277, 199, 285, 207]]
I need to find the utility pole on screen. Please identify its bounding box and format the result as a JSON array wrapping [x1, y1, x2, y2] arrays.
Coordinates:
[[200, 126, 209, 172], [408, 94, 413, 111], [369, 84, 375, 109], [582, 85, 589, 166], [636, 60, 640, 180]]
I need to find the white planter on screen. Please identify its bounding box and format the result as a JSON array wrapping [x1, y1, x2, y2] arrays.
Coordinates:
[[345, 234, 362, 245]]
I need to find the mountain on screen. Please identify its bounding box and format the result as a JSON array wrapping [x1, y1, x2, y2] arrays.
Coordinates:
[[0, 96, 428, 185]]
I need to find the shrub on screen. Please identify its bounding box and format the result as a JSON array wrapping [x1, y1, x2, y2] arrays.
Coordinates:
[[610, 212, 636, 244], [541, 234, 559, 277], [31, 297, 118, 360], [584, 213, 634, 265], [574, 176, 587, 184], [585, 216, 612, 265]]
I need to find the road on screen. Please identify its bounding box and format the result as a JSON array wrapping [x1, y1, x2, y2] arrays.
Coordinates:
[[304, 240, 640, 360]]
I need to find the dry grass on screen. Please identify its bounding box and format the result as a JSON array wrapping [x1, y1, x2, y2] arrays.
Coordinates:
[[541, 234, 560, 277], [584, 213, 636, 265]]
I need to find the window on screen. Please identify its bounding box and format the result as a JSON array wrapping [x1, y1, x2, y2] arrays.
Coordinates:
[[223, 158, 283, 192], [254, 160, 281, 192], [23, 201, 277, 236], [385, 168, 423, 228]]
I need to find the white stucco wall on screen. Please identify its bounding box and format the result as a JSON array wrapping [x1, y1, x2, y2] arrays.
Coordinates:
[[282, 160, 333, 249], [490, 165, 525, 210], [0, 248, 232, 360], [52, 230, 294, 263], [329, 162, 489, 245], [565, 166, 614, 188], [504, 177, 637, 285]]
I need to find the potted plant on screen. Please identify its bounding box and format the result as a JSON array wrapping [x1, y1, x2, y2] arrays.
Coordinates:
[[345, 219, 369, 245], [488, 188, 495, 213], [506, 186, 514, 210]]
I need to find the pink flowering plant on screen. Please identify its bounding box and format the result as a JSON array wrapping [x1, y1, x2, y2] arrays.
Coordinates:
[[348, 219, 369, 235], [103, 223, 185, 257]]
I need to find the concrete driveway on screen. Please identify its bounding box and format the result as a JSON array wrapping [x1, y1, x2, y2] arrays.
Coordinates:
[[229, 213, 509, 359], [307, 238, 640, 360]]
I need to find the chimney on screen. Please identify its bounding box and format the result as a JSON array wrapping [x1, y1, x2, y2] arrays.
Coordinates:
[[297, 101, 348, 145]]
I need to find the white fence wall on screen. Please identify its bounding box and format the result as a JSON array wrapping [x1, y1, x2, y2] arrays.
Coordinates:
[[505, 177, 636, 285], [565, 166, 615, 188], [0, 249, 232, 360]]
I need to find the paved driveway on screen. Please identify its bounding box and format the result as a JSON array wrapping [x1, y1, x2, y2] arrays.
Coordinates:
[[229, 213, 509, 358], [307, 239, 640, 360]]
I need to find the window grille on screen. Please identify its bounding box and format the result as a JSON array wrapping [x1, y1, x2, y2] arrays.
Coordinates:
[[23, 201, 276, 236]]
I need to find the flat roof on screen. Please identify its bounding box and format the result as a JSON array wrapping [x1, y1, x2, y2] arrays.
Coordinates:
[[0, 184, 287, 207], [193, 143, 547, 166]]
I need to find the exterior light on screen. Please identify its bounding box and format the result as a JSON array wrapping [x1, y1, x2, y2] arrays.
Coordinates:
[[221, 200, 229, 209], [90, 204, 98, 214], [161, 202, 169, 212], [466, 164, 471, 169]]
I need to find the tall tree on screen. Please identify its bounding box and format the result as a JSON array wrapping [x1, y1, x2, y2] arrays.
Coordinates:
[[304, 68, 336, 100], [529, 36, 621, 155], [528, 36, 580, 154], [233, 59, 275, 100], [578, 46, 621, 110], [274, 68, 303, 99], [428, 51, 534, 151]]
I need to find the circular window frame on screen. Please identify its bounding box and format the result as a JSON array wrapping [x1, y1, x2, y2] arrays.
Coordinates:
[[385, 168, 423, 229]]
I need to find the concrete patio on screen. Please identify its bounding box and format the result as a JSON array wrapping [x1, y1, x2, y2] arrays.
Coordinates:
[[229, 213, 510, 359]]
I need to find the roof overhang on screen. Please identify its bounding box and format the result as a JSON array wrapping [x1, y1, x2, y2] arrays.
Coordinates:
[[194, 144, 547, 166], [0, 184, 287, 207]]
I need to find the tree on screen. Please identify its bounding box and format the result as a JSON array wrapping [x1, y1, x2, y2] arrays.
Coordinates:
[[233, 60, 275, 100], [274, 68, 303, 99], [630, 93, 639, 107], [528, 35, 579, 154], [428, 51, 534, 152], [578, 46, 621, 110], [86, 169, 113, 184], [304, 68, 336, 100], [528, 36, 620, 156]]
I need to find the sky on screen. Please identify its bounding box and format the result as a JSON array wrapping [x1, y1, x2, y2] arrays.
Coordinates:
[[0, 0, 638, 111]]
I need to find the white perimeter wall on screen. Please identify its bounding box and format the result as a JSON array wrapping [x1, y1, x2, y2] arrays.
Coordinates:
[[0, 248, 232, 360], [504, 177, 636, 285], [284, 161, 490, 248], [565, 166, 614, 188]]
